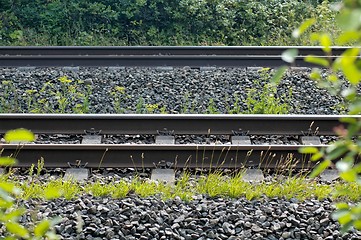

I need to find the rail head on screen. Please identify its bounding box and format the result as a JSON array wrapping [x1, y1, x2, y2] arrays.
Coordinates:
[[0, 114, 357, 135]]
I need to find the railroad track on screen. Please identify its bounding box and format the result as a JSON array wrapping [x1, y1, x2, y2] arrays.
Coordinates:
[[0, 46, 349, 67], [0, 114, 357, 168]]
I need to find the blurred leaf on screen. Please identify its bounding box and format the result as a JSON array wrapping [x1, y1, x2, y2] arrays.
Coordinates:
[[336, 9, 361, 31], [352, 162, 361, 173], [6, 222, 29, 238], [327, 145, 348, 160], [340, 117, 357, 124], [299, 146, 319, 154], [319, 33, 332, 53], [0, 157, 16, 166], [282, 49, 298, 63], [0, 189, 14, 202], [270, 66, 287, 85], [327, 74, 338, 83], [309, 69, 321, 80], [3, 208, 25, 221], [0, 182, 19, 194], [341, 88, 357, 101], [340, 48, 361, 85], [311, 152, 323, 161], [336, 160, 353, 172], [4, 128, 35, 143], [309, 159, 331, 178], [340, 221, 354, 234], [333, 209, 352, 224], [305, 56, 330, 67], [292, 18, 315, 38], [337, 31, 361, 45], [354, 220, 361, 230], [340, 170, 357, 182], [349, 103, 361, 114], [34, 219, 51, 237], [335, 202, 349, 210]]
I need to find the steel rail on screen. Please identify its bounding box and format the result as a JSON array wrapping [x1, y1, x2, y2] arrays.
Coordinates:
[[0, 55, 331, 67], [0, 114, 356, 135], [0, 46, 350, 56], [0, 144, 323, 168]]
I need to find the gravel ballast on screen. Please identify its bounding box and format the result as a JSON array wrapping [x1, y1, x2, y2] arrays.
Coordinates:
[[0, 67, 345, 114], [12, 195, 361, 240]]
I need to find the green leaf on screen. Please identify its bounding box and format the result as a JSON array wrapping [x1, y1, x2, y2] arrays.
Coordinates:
[[6, 222, 29, 238], [340, 48, 361, 85], [327, 145, 348, 160], [305, 56, 330, 67], [282, 49, 298, 63], [332, 209, 352, 224], [340, 221, 354, 234], [3, 208, 26, 221], [270, 66, 287, 85], [336, 31, 361, 45], [0, 182, 19, 194], [311, 152, 323, 161], [340, 170, 357, 182], [336, 160, 353, 172], [335, 202, 349, 210], [336, 9, 361, 31], [309, 69, 321, 81], [353, 220, 361, 230], [340, 117, 357, 124], [292, 18, 316, 38], [34, 219, 51, 237], [4, 128, 35, 143], [309, 159, 331, 178], [0, 157, 17, 166], [299, 146, 319, 154], [319, 33, 332, 54], [349, 103, 361, 114], [4, 236, 16, 240], [352, 162, 361, 173], [341, 88, 357, 101]]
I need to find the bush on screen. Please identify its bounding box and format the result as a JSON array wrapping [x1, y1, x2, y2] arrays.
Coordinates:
[[0, 0, 337, 46]]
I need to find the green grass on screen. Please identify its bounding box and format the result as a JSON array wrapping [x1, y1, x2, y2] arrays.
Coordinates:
[[3, 171, 360, 203]]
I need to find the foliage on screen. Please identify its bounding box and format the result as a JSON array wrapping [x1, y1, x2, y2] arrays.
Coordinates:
[[0, 128, 60, 239], [5, 171, 361, 203], [0, 76, 92, 114], [0, 0, 338, 46], [289, 0, 361, 233], [243, 68, 292, 114]]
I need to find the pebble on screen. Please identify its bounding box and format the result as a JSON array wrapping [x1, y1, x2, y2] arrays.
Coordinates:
[[0, 67, 345, 115], [7, 195, 361, 239]]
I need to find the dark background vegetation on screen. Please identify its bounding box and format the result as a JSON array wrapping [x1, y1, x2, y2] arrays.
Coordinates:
[[0, 0, 338, 46]]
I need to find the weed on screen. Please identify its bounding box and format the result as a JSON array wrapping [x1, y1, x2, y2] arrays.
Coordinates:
[[206, 99, 220, 114], [0, 80, 19, 113], [135, 97, 147, 114], [180, 93, 197, 114], [243, 68, 292, 114], [226, 93, 242, 114], [111, 86, 127, 113]]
